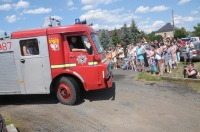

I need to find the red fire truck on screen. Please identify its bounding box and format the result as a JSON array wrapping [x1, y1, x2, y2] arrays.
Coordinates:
[[0, 19, 113, 105]]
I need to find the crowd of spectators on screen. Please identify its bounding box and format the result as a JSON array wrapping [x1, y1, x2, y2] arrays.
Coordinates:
[[107, 36, 198, 79]]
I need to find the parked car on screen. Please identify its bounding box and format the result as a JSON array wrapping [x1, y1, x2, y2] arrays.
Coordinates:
[[180, 42, 200, 61], [181, 38, 190, 43], [191, 37, 200, 42], [181, 37, 200, 44]]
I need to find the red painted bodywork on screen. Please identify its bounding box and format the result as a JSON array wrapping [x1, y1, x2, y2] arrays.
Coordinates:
[[12, 24, 113, 91]]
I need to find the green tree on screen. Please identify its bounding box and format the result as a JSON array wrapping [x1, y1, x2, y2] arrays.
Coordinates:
[[112, 28, 121, 46], [147, 32, 163, 42], [154, 35, 163, 41], [121, 23, 131, 47], [129, 19, 141, 44], [174, 27, 187, 39], [99, 30, 113, 50], [193, 23, 200, 38], [147, 32, 156, 42]]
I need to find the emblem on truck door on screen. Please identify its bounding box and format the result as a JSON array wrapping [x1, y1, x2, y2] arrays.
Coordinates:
[[76, 54, 87, 65], [49, 38, 60, 51]]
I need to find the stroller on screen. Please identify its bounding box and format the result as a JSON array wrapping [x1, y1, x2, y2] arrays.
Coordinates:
[[122, 58, 131, 70]]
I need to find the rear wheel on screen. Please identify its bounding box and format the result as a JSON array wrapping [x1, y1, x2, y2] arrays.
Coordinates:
[[56, 77, 80, 105]]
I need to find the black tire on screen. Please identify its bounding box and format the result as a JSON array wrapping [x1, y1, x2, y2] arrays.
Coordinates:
[[56, 77, 80, 105]]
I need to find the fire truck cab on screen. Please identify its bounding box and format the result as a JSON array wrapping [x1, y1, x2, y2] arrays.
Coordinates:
[[0, 22, 113, 105]]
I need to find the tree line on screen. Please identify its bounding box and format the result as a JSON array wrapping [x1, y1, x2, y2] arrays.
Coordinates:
[[99, 20, 200, 50]]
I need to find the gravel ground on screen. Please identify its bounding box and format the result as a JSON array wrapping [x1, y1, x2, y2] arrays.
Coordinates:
[[0, 69, 200, 132]]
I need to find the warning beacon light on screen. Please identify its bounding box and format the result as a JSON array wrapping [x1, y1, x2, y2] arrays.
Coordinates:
[[75, 18, 80, 24], [75, 18, 87, 25]]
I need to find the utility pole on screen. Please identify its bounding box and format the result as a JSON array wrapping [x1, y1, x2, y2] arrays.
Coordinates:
[[172, 10, 175, 37]]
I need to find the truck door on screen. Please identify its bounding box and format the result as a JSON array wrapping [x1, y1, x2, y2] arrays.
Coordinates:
[[17, 38, 51, 94], [66, 35, 99, 89]]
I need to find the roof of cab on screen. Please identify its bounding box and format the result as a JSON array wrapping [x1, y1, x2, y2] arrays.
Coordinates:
[[11, 24, 95, 39]]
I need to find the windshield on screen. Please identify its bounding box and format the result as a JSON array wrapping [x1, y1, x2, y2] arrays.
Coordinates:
[[91, 33, 104, 53]]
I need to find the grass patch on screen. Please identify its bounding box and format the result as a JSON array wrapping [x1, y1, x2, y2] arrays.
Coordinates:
[[1, 112, 12, 125], [187, 82, 200, 93], [138, 72, 161, 81]]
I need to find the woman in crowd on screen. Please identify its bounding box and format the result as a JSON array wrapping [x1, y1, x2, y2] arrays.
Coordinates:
[[111, 47, 118, 69], [129, 45, 137, 71], [171, 41, 178, 69], [154, 44, 162, 75]]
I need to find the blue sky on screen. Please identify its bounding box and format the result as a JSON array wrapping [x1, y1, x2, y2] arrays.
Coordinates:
[[0, 0, 200, 36]]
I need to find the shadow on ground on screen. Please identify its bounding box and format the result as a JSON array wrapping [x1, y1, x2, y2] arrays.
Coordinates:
[[0, 94, 59, 106], [0, 82, 116, 106], [76, 82, 116, 105], [113, 74, 126, 81]]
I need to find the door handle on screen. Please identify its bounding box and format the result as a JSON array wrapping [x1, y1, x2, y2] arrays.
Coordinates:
[[70, 55, 75, 58], [20, 59, 25, 63]]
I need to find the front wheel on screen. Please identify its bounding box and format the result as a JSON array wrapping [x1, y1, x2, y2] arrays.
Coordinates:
[[56, 77, 79, 105]]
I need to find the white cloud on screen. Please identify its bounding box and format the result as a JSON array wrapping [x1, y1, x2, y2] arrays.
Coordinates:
[[81, 0, 116, 5], [80, 8, 136, 24], [81, 5, 94, 10], [1, 0, 13, 2], [0, 4, 12, 11], [80, 8, 137, 31], [177, 0, 190, 5], [191, 10, 198, 15], [67, 0, 73, 7], [152, 20, 165, 27], [135, 6, 149, 13], [173, 15, 200, 31], [6, 15, 18, 23], [174, 15, 200, 24], [13, 0, 29, 9], [151, 5, 169, 12], [135, 5, 169, 13], [138, 20, 165, 33], [67, 0, 77, 10], [0, 29, 4, 34], [91, 23, 123, 31], [23, 7, 52, 14], [81, 0, 117, 10]]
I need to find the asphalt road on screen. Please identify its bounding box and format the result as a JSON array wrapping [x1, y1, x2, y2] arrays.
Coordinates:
[[0, 69, 200, 132]]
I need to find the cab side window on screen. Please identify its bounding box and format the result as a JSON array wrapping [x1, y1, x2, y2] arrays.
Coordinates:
[[67, 35, 93, 55], [20, 39, 39, 56], [82, 36, 93, 55]]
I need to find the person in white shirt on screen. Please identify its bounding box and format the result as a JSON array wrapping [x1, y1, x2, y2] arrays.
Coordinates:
[[117, 44, 125, 69], [184, 40, 194, 64]]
